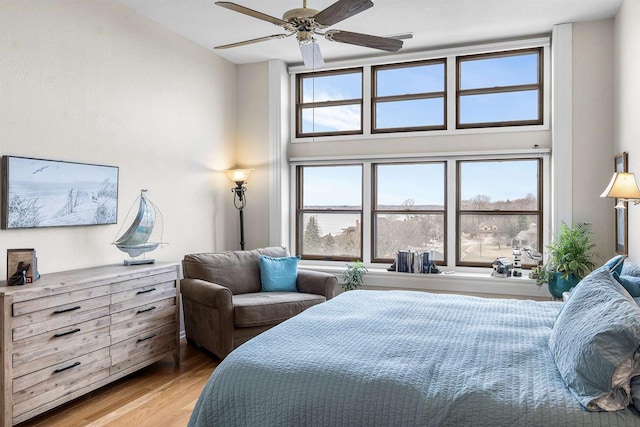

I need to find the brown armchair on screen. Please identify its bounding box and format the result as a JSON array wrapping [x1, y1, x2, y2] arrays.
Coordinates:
[[181, 247, 338, 359]]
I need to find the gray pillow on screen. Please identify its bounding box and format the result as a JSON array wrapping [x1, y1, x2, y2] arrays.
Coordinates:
[[622, 260, 640, 277], [549, 268, 640, 411], [632, 376, 640, 411]]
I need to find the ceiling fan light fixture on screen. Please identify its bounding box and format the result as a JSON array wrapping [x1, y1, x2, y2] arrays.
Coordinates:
[[297, 30, 314, 44]]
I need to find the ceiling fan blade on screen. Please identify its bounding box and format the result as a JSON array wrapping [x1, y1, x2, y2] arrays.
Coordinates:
[[313, 0, 373, 27], [215, 34, 291, 49], [300, 41, 325, 69], [325, 30, 403, 52], [215, 2, 289, 27]]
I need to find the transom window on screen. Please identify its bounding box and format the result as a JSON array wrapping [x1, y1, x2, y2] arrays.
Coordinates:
[[457, 159, 542, 267], [293, 46, 545, 138], [296, 69, 363, 138], [372, 60, 446, 133], [456, 48, 543, 128]]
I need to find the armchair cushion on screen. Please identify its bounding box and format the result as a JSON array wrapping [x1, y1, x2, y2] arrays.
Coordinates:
[[233, 292, 325, 328], [259, 255, 299, 292]]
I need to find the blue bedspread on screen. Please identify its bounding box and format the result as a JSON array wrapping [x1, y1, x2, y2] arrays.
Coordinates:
[[189, 290, 640, 426]]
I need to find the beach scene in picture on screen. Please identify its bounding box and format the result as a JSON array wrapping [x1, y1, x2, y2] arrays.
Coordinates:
[[4, 157, 118, 228]]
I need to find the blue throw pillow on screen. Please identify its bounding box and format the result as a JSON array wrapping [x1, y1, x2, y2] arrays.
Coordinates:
[[549, 268, 640, 411], [613, 272, 640, 298], [604, 255, 627, 275], [622, 260, 640, 277], [258, 255, 299, 292]]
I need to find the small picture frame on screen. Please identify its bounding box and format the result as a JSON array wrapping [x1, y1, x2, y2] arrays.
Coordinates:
[[6, 248, 38, 285], [614, 152, 628, 255]]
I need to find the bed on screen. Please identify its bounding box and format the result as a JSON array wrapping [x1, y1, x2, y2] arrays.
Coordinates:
[[189, 268, 640, 426]]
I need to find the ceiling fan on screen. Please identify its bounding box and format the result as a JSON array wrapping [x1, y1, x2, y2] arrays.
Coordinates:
[[214, 0, 403, 68]]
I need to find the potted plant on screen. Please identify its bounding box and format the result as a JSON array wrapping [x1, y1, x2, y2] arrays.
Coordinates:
[[340, 260, 368, 291], [537, 222, 596, 299]]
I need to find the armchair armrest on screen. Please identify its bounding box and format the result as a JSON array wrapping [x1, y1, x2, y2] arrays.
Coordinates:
[[296, 269, 338, 300], [180, 278, 233, 310]]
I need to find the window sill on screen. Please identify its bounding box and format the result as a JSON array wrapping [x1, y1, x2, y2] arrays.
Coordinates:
[[300, 264, 552, 301]]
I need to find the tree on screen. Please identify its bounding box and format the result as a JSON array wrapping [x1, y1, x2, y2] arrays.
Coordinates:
[[304, 216, 322, 253]]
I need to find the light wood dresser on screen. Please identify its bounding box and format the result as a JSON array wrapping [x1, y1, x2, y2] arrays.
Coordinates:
[[0, 263, 180, 426]]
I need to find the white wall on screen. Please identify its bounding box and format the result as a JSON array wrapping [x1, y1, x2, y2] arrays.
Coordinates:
[[614, 0, 640, 263], [235, 61, 270, 250], [571, 19, 615, 264], [0, 0, 238, 280]]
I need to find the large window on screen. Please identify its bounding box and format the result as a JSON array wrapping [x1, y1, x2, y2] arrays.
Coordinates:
[[373, 162, 446, 262], [372, 60, 446, 133], [457, 48, 543, 128], [296, 165, 363, 260], [294, 46, 545, 137], [295, 157, 543, 267], [296, 68, 363, 138], [457, 159, 542, 267]]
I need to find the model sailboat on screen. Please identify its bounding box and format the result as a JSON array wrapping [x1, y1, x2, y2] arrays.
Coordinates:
[[113, 189, 164, 265]]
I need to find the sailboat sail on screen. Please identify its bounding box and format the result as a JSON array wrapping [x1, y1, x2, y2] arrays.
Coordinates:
[[113, 190, 163, 262]]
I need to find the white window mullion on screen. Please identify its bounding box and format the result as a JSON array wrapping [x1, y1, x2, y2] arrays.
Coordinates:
[[446, 159, 457, 267], [361, 162, 372, 263], [446, 56, 457, 131], [362, 65, 372, 135]]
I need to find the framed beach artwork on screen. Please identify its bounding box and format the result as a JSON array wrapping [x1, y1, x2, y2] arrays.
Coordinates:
[[1, 156, 118, 229], [614, 152, 628, 255]]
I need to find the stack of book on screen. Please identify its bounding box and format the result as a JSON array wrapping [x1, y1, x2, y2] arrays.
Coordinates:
[[396, 250, 434, 274]]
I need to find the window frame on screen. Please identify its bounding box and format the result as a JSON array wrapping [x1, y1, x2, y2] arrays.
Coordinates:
[[371, 59, 447, 133], [371, 161, 447, 264], [456, 47, 543, 129], [295, 164, 364, 261], [295, 68, 364, 138], [455, 158, 543, 267]]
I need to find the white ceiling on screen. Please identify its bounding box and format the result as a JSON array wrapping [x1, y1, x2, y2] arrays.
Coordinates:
[[116, 0, 623, 67]]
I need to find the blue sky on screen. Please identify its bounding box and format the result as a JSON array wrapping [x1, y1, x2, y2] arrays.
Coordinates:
[[301, 51, 539, 133], [303, 160, 537, 208]]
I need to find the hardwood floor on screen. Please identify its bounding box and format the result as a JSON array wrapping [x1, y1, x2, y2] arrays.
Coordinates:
[[17, 340, 219, 427]]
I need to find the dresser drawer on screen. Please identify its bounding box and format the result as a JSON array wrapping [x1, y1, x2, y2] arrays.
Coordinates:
[[110, 280, 176, 313], [110, 323, 177, 375], [12, 295, 111, 341], [110, 298, 176, 344], [12, 285, 110, 316], [12, 322, 110, 374], [12, 347, 111, 414], [110, 271, 177, 294]]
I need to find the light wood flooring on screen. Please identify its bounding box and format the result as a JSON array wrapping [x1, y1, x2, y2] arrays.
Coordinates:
[[17, 340, 219, 427]]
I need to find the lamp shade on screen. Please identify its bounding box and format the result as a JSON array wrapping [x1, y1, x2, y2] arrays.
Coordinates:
[[225, 169, 253, 183], [600, 172, 640, 199]]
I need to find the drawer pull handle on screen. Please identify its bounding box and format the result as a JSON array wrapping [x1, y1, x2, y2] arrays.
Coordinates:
[[54, 361, 81, 374], [136, 306, 157, 314], [53, 328, 81, 338], [137, 333, 157, 343], [53, 305, 81, 314], [136, 288, 156, 295]]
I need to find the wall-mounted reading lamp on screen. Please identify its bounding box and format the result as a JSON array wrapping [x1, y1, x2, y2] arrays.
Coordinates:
[[600, 172, 640, 209], [224, 168, 253, 250]]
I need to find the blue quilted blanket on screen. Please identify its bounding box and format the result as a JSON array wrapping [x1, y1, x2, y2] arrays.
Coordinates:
[[189, 290, 640, 426]]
